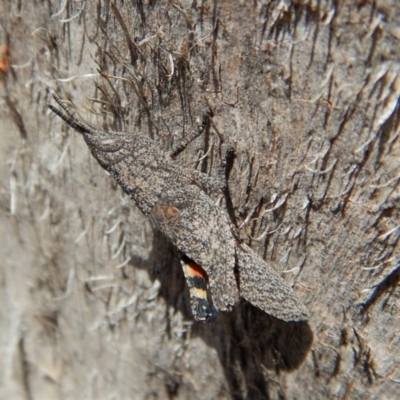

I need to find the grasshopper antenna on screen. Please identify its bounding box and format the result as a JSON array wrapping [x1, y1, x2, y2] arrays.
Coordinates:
[[48, 94, 92, 135]]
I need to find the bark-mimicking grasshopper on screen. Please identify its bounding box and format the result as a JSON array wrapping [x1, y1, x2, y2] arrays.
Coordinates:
[[48, 95, 309, 323]]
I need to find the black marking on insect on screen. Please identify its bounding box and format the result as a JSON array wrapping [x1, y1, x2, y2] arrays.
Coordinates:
[[180, 255, 218, 323], [48, 94, 309, 323]]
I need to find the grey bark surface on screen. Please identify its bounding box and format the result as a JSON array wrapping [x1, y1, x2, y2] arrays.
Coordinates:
[[1, 1, 399, 399]]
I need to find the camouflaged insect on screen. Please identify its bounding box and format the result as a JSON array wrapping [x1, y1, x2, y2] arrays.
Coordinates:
[[48, 95, 309, 323]]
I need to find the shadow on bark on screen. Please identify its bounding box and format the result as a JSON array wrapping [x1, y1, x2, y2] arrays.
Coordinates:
[[129, 228, 313, 399]]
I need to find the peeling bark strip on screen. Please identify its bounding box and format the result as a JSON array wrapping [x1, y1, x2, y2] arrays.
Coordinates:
[[48, 94, 309, 323]]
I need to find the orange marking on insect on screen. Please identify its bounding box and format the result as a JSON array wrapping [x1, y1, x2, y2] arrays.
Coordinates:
[[186, 260, 207, 280], [165, 205, 180, 218]]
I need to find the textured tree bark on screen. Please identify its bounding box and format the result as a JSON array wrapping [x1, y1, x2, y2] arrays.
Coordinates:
[[1, 1, 399, 399]]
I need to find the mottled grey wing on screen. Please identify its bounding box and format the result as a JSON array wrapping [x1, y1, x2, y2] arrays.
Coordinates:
[[237, 244, 309, 322], [149, 177, 239, 311]]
